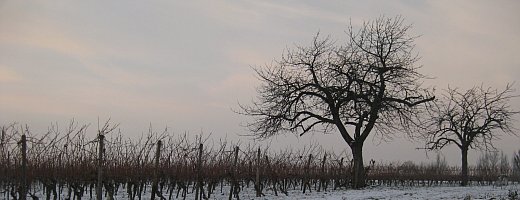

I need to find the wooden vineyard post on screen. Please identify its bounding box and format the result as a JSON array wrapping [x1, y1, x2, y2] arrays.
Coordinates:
[[228, 146, 239, 200], [96, 134, 105, 200], [255, 147, 261, 197], [265, 155, 278, 196], [195, 143, 203, 200], [335, 157, 344, 190], [303, 154, 312, 194], [318, 153, 327, 192], [19, 134, 27, 200], [151, 140, 162, 200]]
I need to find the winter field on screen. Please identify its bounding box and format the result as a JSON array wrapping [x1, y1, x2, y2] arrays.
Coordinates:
[[230, 184, 519, 199], [2, 124, 520, 199], [15, 183, 520, 200], [276, 184, 520, 200]]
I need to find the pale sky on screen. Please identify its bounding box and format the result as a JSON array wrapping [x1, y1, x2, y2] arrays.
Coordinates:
[[1, 0, 519, 165]]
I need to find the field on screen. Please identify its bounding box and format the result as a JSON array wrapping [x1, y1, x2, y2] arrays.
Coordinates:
[[1, 122, 519, 199], [12, 184, 520, 199]]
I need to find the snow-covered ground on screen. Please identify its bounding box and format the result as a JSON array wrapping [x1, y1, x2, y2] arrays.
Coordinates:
[[20, 183, 520, 199], [215, 184, 519, 200]]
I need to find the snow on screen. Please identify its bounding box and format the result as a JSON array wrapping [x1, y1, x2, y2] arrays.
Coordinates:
[[224, 184, 519, 200], [21, 183, 520, 199]]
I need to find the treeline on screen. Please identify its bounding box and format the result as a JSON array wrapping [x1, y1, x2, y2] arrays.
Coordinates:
[[1, 121, 519, 200], [368, 152, 520, 187]]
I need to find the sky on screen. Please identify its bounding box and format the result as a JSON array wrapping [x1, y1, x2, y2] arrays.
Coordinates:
[[1, 0, 519, 165]]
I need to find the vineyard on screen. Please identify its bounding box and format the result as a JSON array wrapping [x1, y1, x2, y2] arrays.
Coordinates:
[[1, 122, 519, 200]]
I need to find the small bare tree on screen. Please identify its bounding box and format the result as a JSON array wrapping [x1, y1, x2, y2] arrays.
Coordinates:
[[240, 16, 434, 188], [513, 150, 520, 180], [424, 84, 518, 186], [500, 151, 510, 175], [430, 153, 448, 175]]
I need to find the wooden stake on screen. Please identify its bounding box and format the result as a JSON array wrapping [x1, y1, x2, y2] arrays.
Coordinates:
[[195, 143, 203, 200], [151, 140, 162, 200], [20, 134, 27, 200], [319, 153, 327, 192], [255, 147, 261, 197], [228, 146, 239, 200], [96, 134, 105, 200], [303, 154, 312, 194]]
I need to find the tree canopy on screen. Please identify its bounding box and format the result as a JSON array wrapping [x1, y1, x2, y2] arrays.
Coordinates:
[[240, 16, 434, 188], [423, 84, 518, 185]]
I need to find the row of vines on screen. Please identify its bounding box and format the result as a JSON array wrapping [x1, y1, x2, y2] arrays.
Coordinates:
[[1, 121, 519, 200]]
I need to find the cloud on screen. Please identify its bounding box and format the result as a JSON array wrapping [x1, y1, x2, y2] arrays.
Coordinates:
[[0, 12, 95, 60], [0, 66, 23, 83], [206, 72, 257, 105], [0, 0, 519, 165]]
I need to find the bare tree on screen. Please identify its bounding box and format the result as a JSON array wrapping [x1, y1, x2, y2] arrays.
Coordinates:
[[240, 16, 434, 188], [500, 151, 510, 175], [430, 153, 448, 175], [424, 84, 518, 186], [477, 151, 499, 179]]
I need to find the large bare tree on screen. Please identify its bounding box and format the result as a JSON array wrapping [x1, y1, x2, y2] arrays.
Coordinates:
[[240, 17, 434, 188], [424, 84, 518, 186]]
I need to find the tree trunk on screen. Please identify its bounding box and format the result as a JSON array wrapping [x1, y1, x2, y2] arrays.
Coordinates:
[[351, 143, 365, 189], [461, 147, 469, 186]]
